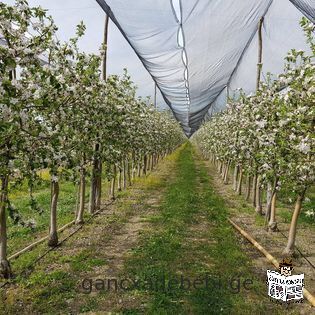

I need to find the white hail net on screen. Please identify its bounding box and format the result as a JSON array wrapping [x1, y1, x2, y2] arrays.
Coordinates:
[[95, 0, 315, 136]]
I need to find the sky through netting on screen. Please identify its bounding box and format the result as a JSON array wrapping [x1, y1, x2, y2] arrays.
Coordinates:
[[95, 0, 315, 136]]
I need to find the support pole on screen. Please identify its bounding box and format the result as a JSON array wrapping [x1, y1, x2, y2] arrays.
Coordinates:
[[254, 17, 264, 214], [102, 14, 109, 81], [256, 17, 264, 91], [226, 84, 229, 103], [154, 82, 157, 108], [93, 14, 109, 211]]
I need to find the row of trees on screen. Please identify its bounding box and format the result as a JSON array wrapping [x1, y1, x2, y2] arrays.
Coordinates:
[[193, 18, 314, 257], [0, 1, 184, 278]]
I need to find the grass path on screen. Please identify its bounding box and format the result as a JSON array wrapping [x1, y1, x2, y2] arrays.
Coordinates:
[[1, 143, 297, 314], [118, 143, 284, 314]]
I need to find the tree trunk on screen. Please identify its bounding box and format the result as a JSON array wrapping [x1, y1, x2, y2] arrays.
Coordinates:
[[143, 155, 147, 176], [118, 165, 122, 191], [95, 160, 102, 211], [218, 161, 222, 174], [76, 167, 86, 225], [110, 165, 116, 200], [236, 168, 243, 195], [0, 175, 11, 279], [252, 173, 257, 207], [147, 155, 151, 172], [265, 179, 278, 228], [127, 159, 132, 186], [89, 160, 96, 215], [223, 160, 230, 184], [255, 175, 263, 215], [89, 143, 100, 214], [48, 178, 59, 247], [233, 165, 239, 191], [268, 192, 278, 232], [123, 159, 127, 189], [147, 155, 150, 172], [245, 175, 251, 200], [151, 154, 154, 171], [283, 189, 307, 256], [221, 162, 226, 179], [265, 181, 273, 226], [131, 159, 135, 181], [137, 159, 141, 177], [75, 184, 80, 218]]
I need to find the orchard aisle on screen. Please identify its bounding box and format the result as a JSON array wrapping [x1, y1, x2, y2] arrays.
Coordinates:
[[0, 144, 299, 314]]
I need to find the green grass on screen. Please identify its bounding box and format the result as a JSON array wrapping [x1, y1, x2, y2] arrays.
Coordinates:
[[6, 171, 111, 256], [67, 250, 107, 272], [122, 143, 281, 314], [8, 180, 77, 250], [79, 296, 100, 313]]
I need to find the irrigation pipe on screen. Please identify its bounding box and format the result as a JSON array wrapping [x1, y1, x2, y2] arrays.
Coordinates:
[[0, 200, 114, 290], [228, 218, 315, 307], [8, 220, 75, 260], [8, 200, 114, 261]]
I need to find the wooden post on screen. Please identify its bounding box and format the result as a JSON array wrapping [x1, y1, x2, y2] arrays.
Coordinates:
[[254, 17, 264, 214], [256, 17, 264, 91], [102, 14, 109, 81], [226, 84, 229, 103], [154, 83, 157, 108], [94, 14, 109, 210]]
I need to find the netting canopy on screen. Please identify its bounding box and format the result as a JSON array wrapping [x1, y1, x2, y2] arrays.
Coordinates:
[[95, 0, 315, 136]]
